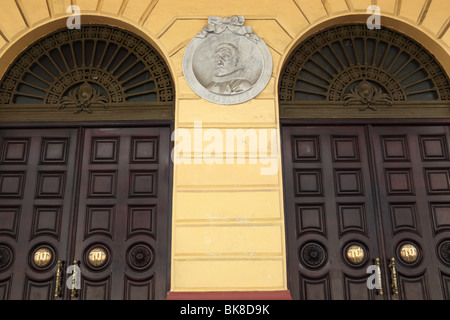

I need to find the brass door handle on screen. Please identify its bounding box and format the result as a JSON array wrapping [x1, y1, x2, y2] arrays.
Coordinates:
[[389, 257, 399, 296], [375, 258, 383, 296], [54, 259, 63, 298], [70, 260, 79, 300]]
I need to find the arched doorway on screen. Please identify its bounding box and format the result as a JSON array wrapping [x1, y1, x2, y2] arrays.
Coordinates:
[[279, 24, 450, 300], [0, 25, 174, 300]]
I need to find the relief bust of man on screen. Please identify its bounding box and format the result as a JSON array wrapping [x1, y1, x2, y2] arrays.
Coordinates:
[[206, 43, 253, 95], [183, 15, 273, 105]]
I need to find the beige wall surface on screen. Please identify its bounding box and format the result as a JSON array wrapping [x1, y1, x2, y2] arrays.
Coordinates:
[[0, 0, 448, 293]]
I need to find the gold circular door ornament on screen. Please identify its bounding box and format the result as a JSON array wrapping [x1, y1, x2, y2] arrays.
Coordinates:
[[33, 248, 53, 268], [399, 244, 419, 263], [346, 245, 365, 265], [87, 247, 108, 268]]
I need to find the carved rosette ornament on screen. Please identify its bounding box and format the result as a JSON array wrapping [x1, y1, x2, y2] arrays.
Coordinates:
[[127, 244, 154, 271], [183, 16, 273, 105], [299, 242, 327, 269]]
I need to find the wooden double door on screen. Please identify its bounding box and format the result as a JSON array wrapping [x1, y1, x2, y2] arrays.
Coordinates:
[[283, 124, 450, 300], [0, 125, 171, 300]]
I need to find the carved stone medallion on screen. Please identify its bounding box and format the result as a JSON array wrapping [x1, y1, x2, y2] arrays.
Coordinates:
[[183, 16, 273, 105]]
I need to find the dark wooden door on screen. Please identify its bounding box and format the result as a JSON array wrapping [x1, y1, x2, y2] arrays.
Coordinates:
[[371, 126, 450, 300], [0, 128, 79, 299], [282, 126, 384, 300], [283, 124, 450, 300], [71, 127, 170, 300], [0, 125, 171, 300]]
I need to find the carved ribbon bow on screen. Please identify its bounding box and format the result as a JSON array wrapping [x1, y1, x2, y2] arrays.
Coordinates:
[[197, 15, 260, 43]]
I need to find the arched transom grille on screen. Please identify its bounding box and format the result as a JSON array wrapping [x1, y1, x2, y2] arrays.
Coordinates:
[[0, 25, 174, 107], [279, 24, 450, 105]]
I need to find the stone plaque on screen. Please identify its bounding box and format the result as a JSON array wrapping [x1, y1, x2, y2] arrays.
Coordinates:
[[183, 16, 273, 105]]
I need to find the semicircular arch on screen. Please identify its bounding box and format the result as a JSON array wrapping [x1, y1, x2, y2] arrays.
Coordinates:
[[0, 18, 175, 121], [278, 19, 450, 118]]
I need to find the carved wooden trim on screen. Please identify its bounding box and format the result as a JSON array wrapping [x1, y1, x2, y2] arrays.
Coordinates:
[[280, 101, 450, 119], [0, 102, 174, 122]]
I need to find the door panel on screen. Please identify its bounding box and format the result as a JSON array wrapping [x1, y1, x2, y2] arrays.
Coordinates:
[[0, 125, 171, 300], [371, 126, 450, 300], [283, 124, 450, 300], [0, 128, 79, 299], [72, 127, 170, 300], [283, 126, 383, 300]]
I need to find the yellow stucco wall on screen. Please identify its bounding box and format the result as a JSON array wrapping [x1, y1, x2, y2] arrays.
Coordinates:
[[0, 0, 449, 293]]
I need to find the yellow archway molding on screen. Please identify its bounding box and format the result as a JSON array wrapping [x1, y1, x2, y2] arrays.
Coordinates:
[[0, 0, 448, 82]]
